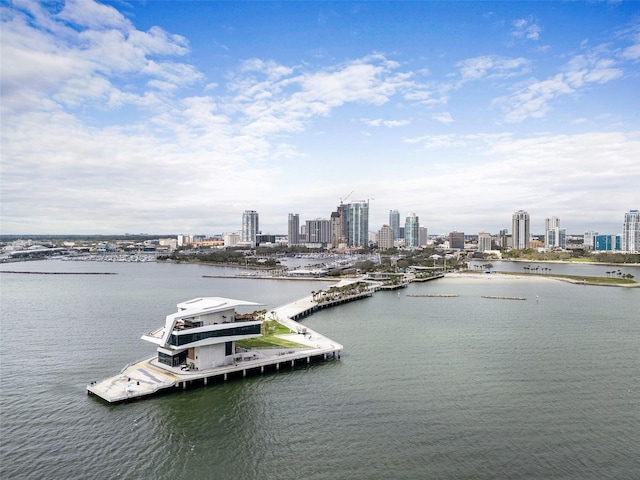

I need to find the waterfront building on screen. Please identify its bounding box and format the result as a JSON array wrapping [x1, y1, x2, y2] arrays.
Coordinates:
[[288, 213, 300, 247], [583, 231, 598, 250], [512, 210, 530, 249], [306, 218, 331, 245], [478, 232, 492, 252], [449, 231, 465, 250], [346, 201, 369, 247], [389, 210, 401, 240], [405, 213, 419, 249], [141, 297, 263, 369], [378, 224, 394, 250], [621, 209, 640, 253], [241, 210, 259, 247], [594, 234, 621, 252]]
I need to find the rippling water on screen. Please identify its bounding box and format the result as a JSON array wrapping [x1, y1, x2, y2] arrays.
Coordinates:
[[1, 261, 639, 479]]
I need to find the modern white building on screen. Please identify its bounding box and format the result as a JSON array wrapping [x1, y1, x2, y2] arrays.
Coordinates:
[[141, 297, 263, 370], [621, 209, 639, 253], [512, 210, 530, 249]]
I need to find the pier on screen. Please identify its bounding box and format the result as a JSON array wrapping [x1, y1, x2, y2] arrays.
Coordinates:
[[87, 288, 350, 403]]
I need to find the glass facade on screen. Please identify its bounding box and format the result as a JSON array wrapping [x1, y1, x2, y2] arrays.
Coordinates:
[[169, 324, 261, 347], [158, 350, 188, 367]]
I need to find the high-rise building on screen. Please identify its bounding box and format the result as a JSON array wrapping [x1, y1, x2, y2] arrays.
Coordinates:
[[287, 213, 300, 246], [389, 210, 401, 240], [378, 224, 394, 250], [622, 209, 640, 253], [478, 232, 492, 252], [418, 227, 428, 246], [449, 231, 465, 250], [498, 228, 509, 248], [545, 216, 566, 249], [306, 218, 331, 245], [330, 204, 348, 248], [512, 210, 530, 249], [545, 216, 560, 232], [346, 201, 369, 247], [241, 210, 259, 247], [405, 213, 419, 249]]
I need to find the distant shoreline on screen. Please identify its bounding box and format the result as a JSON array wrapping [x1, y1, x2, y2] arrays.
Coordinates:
[[448, 271, 640, 288], [500, 258, 640, 267]]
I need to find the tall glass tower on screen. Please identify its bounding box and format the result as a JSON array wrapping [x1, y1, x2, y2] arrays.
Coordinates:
[[389, 210, 401, 240], [241, 210, 259, 247], [404, 213, 419, 249], [347, 201, 369, 247]]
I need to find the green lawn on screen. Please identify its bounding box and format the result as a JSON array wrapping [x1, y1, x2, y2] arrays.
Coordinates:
[[236, 320, 308, 349]]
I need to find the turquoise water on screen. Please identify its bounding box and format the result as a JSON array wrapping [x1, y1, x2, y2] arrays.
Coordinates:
[[1, 261, 639, 479]]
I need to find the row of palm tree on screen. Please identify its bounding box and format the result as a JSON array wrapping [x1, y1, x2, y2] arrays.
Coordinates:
[[605, 270, 634, 279], [311, 282, 371, 304], [523, 265, 552, 274]]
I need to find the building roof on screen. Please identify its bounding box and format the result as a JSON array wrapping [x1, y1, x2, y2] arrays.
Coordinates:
[[175, 297, 262, 320]]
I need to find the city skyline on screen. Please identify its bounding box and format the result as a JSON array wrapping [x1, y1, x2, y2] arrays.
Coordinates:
[[2, 1, 639, 235]]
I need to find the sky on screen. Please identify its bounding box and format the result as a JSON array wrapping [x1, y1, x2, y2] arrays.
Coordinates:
[[1, 1, 639, 236]]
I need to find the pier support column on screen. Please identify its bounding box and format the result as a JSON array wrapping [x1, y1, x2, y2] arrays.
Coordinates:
[[324, 353, 327, 360], [276, 363, 279, 371], [182, 382, 186, 390], [307, 356, 310, 364], [260, 366, 264, 373], [291, 360, 295, 367], [224, 373, 228, 381], [243, 369, 247, 378], [204, 378, 208, 386]]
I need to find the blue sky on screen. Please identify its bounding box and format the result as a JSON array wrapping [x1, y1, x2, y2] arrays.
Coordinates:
[[1, 1, 639, 236]]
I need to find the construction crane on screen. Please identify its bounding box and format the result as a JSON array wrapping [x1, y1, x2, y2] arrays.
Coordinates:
[[340, 191, 354, 205]]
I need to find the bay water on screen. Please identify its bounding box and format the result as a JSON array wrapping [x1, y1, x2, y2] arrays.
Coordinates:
[[1, 260, 639, 479]]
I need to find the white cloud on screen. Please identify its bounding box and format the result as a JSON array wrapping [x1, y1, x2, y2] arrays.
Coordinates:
[[457, 55, 531, 82], [363, 118, 410, 128], [432, 112, 454, 125], [512, 17, 541, 41], [497, 44, 625, 123]]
